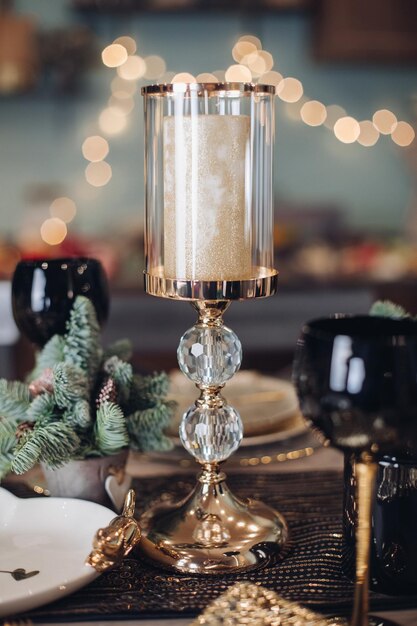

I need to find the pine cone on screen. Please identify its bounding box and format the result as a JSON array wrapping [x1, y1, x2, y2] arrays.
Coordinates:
[[15, 421, 35, 440], [96, 376, 117, 408], [29, 368, 54, 397]]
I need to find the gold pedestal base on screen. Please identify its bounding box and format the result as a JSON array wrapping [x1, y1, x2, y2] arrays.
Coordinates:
[[139, 467, 288, 574]]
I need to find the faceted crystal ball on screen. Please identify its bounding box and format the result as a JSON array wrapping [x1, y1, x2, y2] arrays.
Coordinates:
[[179, 403, 243, 464], [177, 324, 242, 386]]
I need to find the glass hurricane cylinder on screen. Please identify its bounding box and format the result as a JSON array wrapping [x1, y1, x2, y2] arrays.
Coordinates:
[[143, 82, 275, 292], [140, 83, 286, 575]]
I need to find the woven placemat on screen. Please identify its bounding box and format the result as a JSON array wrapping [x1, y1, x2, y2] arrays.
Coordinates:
[[9, 470, 417, 622]]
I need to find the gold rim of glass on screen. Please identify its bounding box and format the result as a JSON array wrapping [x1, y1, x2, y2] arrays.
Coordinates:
[[141, 82, 276, 96], [144, 267, 278, 301]]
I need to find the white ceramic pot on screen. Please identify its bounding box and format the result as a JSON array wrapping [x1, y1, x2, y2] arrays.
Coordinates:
[[41, 449, 132, 512]]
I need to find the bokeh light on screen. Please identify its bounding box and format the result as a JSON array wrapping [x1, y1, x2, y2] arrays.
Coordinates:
[[372, 109, 397, 135], [333, 116, 361, 143], [49, 197, 77, 223], [85, 161, 112, 187], [391, 121, 415, 147], [276, 77, 303, 103], [40, 218, 67, 245], [357, 121, 380, 147], [225, 64, 252, 82], [232, 41, 257, 63], [101, 44, 128, 68], [237, 35, 262, 50], [300, 100, 327, 126], [258, 70, 283, 88], [144, 55, 166, 80], [196, 72, 218, 82], [171, 72, 197, 83], [117, 55, 146, 80], [99, 107, 127, 135], [241, 51, 273, 77], [113, 36, 137, 55], [82, 135, 109, 162]]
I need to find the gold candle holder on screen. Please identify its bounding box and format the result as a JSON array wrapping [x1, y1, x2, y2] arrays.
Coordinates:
[[140, 82, 288, 574]]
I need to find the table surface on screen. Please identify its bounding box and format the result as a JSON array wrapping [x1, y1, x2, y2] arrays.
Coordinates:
[[30, 445, 417, 626]]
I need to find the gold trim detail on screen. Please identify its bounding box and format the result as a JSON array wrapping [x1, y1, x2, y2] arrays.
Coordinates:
[[144, 267, 278, 301], [141, 82, 275, 96]]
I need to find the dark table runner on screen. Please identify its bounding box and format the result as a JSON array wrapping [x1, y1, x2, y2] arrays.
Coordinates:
[[9, 470, 417, 622]]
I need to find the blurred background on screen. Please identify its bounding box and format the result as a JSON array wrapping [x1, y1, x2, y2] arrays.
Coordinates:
[[1, 0, 417, 377]]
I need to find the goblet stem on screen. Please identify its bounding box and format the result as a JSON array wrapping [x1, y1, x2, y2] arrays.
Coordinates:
[[350, 455, 377, 626]]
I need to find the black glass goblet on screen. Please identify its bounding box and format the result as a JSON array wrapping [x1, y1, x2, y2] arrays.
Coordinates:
[[293, 315, 417, 626], [12, 257, 110, 347]]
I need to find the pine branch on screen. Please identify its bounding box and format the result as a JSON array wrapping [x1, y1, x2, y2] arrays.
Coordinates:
[[369, 300, 410, 319], [0, 417, 17, 454], [63, 399, 91, 430], [103, 339, 133, 362], [1, 290, 177, 471], [0, 380, 31, 421], [104, 356, 133, 388], [103, 356, 133, 405], [127, 401, 175, 452], [53, 362, 89, 409], [127, 372, 170, 412], [63, 296, 101, 383], [27, 392, 58, 423], [94, 401, 129, 456], [12, 421, 80, 474], [0, 417, 19, 479], [29, 335, 65, 381]]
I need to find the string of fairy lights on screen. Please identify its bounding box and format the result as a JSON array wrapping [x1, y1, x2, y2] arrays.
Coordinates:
[[39, 33, 416, 246]]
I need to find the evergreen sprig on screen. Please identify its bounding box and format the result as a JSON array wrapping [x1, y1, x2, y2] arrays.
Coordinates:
[[0, 380, 31, 421], [63, 296, 101, 382], [369, 300, 410, 319], [12, 422, 80, 474], [0, 295, 174, 480], [0, 418, 17, 477], [94, 401, 129, 456], [53, 363, 89, 408], [127, 401, 175, 452]]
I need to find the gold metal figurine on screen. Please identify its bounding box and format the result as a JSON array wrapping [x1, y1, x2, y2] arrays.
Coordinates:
[[86, 489, 141, 572]]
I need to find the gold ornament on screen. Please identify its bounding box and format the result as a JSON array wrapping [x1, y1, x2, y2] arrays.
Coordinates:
[[191, 582, 346, 626], [86, 489, 141, 572]]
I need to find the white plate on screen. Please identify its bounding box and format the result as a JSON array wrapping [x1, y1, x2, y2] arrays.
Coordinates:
[[0, 487, 114, 618]]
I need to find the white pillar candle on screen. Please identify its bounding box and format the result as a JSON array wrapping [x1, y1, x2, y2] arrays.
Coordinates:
[[163, 114, 251, 281]]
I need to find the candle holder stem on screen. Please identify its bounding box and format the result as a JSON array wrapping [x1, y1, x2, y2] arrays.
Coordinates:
[[139, 299, 288, 574]]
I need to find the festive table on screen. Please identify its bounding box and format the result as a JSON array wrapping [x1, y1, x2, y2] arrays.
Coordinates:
[[4, 445, 417, 626]]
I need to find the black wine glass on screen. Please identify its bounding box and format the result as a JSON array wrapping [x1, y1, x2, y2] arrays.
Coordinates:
[[12, 257, 110, 347], [293, 315, 417, 626]]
